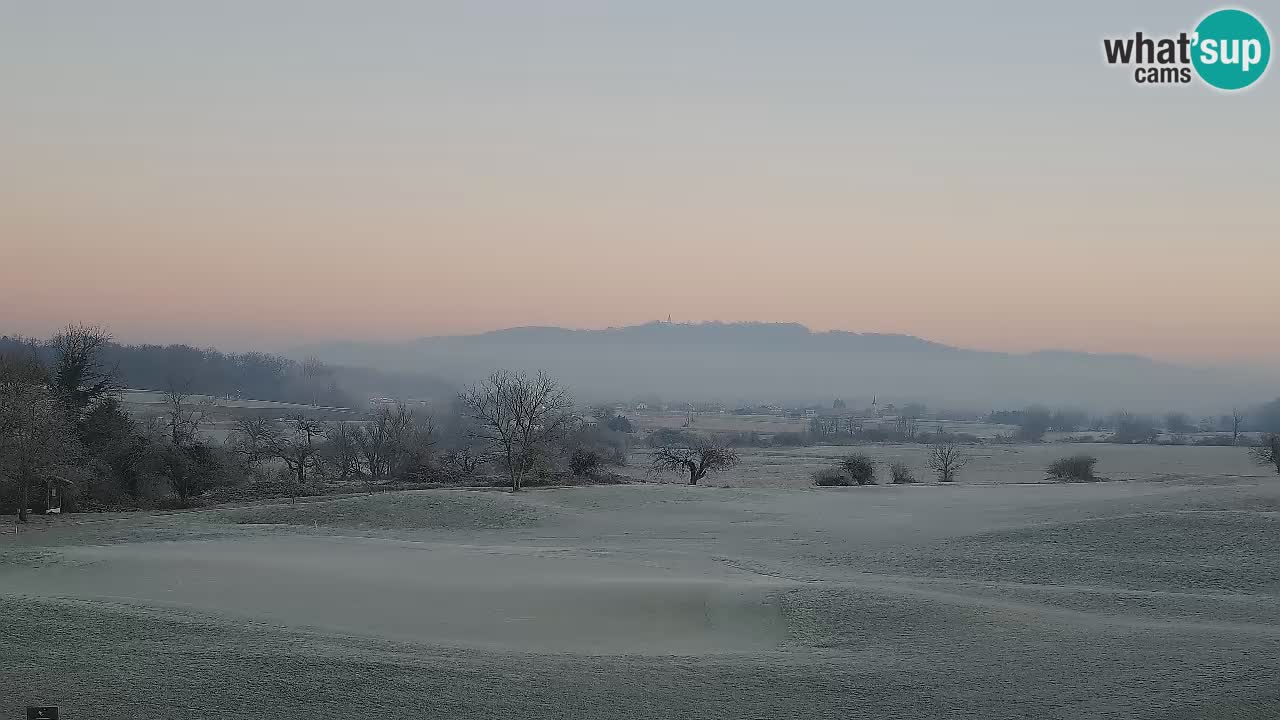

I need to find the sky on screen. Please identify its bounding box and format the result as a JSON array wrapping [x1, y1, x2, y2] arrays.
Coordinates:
[[2, 1, 1277, 364]]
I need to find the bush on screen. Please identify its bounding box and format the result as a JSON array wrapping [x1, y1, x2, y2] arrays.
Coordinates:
[[1252, 434, 1280, 475], [812, 467, 854, 486], [1047, 454, 1098, 481], [890, 462, 916, 484], [569, 426, 630, 466], [838, 453, 877, 485], [569, 448, 605, 478]]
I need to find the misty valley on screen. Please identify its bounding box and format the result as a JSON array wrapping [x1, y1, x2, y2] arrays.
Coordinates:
[[2, 323, 1279, 719]]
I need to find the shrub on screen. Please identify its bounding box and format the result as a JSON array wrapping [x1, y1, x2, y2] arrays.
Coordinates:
[[812, 467, 853, 486], [890, 462, 916, 484], [569, 426, 630, 466], [1252, 434, 1280, 475], [838, 453, 877, 485], [569, 448, 605, 478], [1047, 454, 1098, 481]]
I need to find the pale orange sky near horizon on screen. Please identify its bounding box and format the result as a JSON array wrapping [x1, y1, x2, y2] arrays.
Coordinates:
[[2, 2, 1277, 364]]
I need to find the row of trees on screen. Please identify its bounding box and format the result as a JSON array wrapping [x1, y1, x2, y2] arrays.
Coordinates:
[[227, 403, 438, 494], [989, 405, 1277, 444], [811, 443, 971, 486], [0, 334, 354, 408], [810, 441, 1280, 487], [0, 329, 627, 514], [223, 372, 635, 495], [0, 333, 465, 412]]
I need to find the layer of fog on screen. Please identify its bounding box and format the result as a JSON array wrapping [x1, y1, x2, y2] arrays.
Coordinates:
[[295, 322, 1276, 414]]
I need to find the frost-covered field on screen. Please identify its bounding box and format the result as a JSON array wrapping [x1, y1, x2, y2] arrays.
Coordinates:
[[3, 462, 1278, 719]]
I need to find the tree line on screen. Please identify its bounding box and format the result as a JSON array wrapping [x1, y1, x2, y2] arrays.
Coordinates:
[[1, 329, 640, 517], [987, 404, 1278, 444], [0, 332, 455, 410]]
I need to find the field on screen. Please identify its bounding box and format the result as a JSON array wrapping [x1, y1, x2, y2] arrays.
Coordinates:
[[116, 389, 355, 443], [630, 411, 1016, 438], [2, 444, 1278, 719]]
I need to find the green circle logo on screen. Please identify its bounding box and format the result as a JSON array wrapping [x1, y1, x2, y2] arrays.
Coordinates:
[[1192, 9, 1271, 90]]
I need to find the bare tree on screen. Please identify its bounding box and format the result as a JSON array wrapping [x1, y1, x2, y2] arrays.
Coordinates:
[[265, 416, 328, 495], [926, 441, 970, 483], [809, 415, 840, 439], [150, 440, 221, 506], [144, 382, 221, 506], [1231, 408, 1245, 446], [895, 415, 919, 441], [441, 446, 483, 477], [356, 407, 395, 480], [49, 323, 120, 418], [301, 356, 332, 407], [1252, 434, 1280, 475], [163, 380, 203, 447], [459, 370, 575, 491], [649, 437, 739, 485], [900, 402, 926, 439], [320, 421, 364, 482], [227, 415, 274, 477], [385, 402, 436, 480]]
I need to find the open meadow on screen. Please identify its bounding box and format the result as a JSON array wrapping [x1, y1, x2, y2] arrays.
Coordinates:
[[3, 442, 1278, 719]]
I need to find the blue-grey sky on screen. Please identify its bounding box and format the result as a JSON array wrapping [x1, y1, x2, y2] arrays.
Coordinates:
[[2, 1, 1276, 362]]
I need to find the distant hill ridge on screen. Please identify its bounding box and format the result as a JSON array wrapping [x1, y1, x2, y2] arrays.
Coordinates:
[[429, 322, 956, 353], [293, 321, 1272, 412], [410, 322, 1163, 364]]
